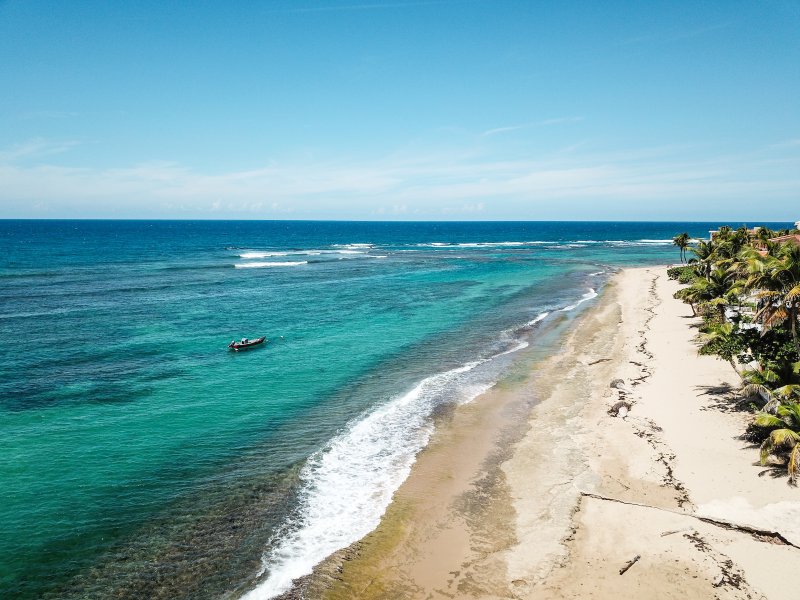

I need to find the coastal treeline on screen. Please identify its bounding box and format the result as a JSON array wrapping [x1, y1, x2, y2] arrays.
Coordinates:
[[669, 225, 800, 483]]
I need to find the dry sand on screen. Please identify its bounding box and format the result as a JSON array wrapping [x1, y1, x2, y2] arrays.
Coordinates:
[[314, 267, 800, 600]]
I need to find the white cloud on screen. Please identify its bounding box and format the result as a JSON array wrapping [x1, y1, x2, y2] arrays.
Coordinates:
[[0, 138, 798, 219]]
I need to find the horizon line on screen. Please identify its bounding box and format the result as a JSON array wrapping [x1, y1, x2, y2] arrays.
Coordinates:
[[0, 218, 795, 224]]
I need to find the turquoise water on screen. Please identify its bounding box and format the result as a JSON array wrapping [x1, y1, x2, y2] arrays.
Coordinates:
[[0, 220, 786, 598]]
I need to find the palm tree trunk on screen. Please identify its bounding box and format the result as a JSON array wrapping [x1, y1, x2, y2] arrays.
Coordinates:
[[792, 305, 800, 358], [729, 358, 739, 375]]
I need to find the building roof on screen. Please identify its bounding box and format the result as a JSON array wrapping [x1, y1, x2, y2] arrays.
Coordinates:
[[768, 234, 800, 246]]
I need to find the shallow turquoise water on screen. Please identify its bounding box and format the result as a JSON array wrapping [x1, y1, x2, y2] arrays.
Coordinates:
[[0, 220, 785, 598]]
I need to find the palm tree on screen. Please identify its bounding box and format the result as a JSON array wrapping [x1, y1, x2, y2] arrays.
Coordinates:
[[743, 243, 800, 356], [755, 402, 800, 484], [688, 240, 716, 280], [675, 267, 734, 317], [673, 233, 690, 264], [717, 225, 733, 239], [698, 322, 744, 373]]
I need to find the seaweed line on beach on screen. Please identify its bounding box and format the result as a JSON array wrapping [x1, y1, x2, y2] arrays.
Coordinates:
[[623, 272, 694, 506], [683, 531, 756, 599], [630, 271, 659, 386], [630, 417, 692, 508]]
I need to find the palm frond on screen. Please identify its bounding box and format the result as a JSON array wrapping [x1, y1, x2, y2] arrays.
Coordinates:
[[742, 383, 771, 399], [787, 284, 800, 301], [754, 413, 785, 428], [769, 428, 800, 448], [778, 403, 800, 427]]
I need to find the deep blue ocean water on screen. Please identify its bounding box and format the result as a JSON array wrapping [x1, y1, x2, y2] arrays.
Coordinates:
[[0, 220, 788, 599]]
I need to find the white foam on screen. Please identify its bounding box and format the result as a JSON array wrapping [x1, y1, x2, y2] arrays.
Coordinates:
[[524, 311, 550, 327], [335, 243, 373, 249], [241, 361, 488, 599], [235, 261, 307, 268], [239, 251, 289, 259], [602, 239, 673, 247], [588, 271, 604, 276], [457, 241, 545, 247], [302, 249, 364, 256], [559, 288, 598, 312], [417, 241, 548, 248], [457, 381, 495, 405], [240, 249, 366, 260], [493, 340, 530, 357]]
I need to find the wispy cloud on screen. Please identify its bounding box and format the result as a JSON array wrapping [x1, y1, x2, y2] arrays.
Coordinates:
[[481, 116, 584, 137], [0, 138, 82, 162], [618, 22, 733, 46]]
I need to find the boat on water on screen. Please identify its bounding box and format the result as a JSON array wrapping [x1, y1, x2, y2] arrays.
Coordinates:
[[228, 336, 267, 351]]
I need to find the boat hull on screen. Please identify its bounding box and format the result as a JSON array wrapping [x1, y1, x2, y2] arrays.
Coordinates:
[[228, 336, 267, 351]]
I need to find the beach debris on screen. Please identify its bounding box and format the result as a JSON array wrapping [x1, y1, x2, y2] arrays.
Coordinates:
[[608, 400, 632, 417], [660, 527, 693, 537], [610, 378, 634, 399], [619, 554, 641, 575], [588, 357, 611, 365]]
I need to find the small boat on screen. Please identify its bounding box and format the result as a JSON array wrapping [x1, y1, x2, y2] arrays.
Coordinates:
[[228, 336, 267, 351]]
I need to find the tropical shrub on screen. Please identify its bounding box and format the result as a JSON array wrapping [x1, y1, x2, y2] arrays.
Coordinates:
[[754, 402, 800, 484], [667, 265, 696, 283]]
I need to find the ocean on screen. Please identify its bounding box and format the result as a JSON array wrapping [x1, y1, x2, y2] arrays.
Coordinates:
[[0, 220, 785, 599]]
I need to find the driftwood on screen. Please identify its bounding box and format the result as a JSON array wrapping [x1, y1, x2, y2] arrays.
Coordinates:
[[619, 554, 641, 575], [660, 527, 692, 537], [588, 358, 612, 365]]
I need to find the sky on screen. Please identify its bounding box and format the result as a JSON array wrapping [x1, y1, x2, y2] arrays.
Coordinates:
[[0, 0, 799, 220]]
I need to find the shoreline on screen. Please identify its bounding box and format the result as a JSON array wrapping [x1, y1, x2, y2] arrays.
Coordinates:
[[304, 266, 800, 599]]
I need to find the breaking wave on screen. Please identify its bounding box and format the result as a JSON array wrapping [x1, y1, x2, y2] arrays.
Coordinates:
[[559, 288, 598, 312], [240, 359, 493, 599], [234, 261, 308, 269]]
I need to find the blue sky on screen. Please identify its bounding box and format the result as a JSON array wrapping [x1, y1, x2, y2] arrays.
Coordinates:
[[1, 0, 798, 220]]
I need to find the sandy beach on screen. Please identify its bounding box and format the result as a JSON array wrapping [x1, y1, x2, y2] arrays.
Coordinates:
[[309, 267, 800, 600]]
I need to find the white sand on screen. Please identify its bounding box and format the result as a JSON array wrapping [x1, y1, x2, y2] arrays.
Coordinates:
[[505, 267, 800, 599]]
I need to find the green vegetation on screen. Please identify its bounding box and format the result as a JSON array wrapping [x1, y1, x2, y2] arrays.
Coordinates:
[[755, 403, 800, 484], [673, 232, 691, 263], [671, 225, 800, 483], [667, 265, 695, 284]]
